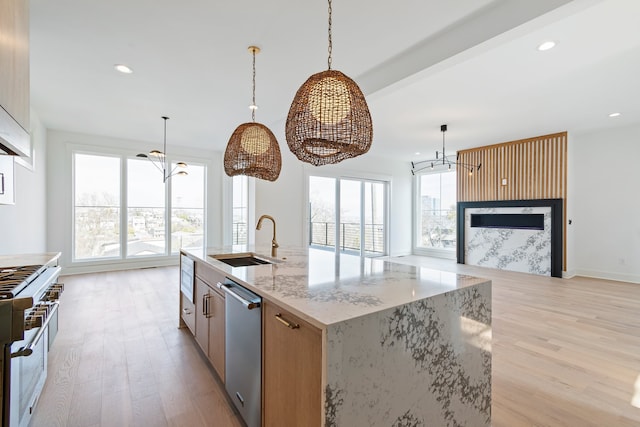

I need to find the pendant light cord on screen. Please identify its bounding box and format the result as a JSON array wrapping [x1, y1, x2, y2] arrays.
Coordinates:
[[252, 49, 257, 122], [327, 0, 332, 70]]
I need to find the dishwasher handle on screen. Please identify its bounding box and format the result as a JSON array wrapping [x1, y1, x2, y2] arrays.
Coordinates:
[[218, 282, 261, 310]]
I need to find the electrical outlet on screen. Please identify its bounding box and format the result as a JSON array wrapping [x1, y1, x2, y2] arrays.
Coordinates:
[[501, 178, 507, 186]]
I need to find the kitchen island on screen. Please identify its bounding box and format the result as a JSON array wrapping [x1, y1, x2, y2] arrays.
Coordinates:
[[181, 246, 491, 427]]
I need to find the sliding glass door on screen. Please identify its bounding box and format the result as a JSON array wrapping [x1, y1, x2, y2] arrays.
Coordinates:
[[309, 175, 388, 256]]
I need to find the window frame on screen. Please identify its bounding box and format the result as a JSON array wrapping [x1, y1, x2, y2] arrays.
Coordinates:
[[223, 174, 255, 246], [412, 168, 457, 260], [304, 168, 391, 257], [71, 147, 208, 264]]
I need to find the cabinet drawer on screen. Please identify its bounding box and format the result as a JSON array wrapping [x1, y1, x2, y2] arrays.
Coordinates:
[[181, 292, 196, 334], [195, 261, 226, 296]]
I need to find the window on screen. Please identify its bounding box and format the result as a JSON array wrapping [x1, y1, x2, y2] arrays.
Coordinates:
[[127, 158, 166, 257], [232, 175, 249, 244], [415, 171, 457, 253], [72, 151, 206, 262], [171, 163, 205, 253], [309, 176, 336, 248], [309, 175, 388, 256], [74, 154, 121, 260], [363, 181, 385, 255]]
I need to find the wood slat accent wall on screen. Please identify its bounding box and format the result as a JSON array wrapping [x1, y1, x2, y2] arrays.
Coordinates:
[[457, 132, 567, 202], [457, 131, 568, 268]]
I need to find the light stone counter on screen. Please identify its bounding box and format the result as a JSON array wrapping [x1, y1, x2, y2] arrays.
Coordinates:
[[183, 246, 492, 426], [0, 252, 61, 270], [183, 246, 489, 327]]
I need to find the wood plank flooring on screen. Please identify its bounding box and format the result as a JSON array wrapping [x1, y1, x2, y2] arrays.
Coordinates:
[[30, 267, 243, 427], [392, 256, 640, 427], [30, 260, 640, 426]]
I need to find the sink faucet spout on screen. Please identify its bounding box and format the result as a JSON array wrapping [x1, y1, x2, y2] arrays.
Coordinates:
[[256, 215, 279, 257]]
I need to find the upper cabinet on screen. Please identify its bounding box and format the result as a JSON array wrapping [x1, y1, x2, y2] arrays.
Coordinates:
[[0, 0, 30, 156]]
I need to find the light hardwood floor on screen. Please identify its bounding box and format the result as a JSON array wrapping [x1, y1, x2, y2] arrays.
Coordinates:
[[31, 260, 640, 426], [30, 267, 244, 427]]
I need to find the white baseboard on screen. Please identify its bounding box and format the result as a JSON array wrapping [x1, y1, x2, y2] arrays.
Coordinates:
[[62, 257, 179, 276], [389, 250, 412, 257], [574, 269, 640, 284]]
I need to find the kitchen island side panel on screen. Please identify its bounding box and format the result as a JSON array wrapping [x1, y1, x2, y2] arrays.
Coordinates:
[[325, 282, 491, 427]]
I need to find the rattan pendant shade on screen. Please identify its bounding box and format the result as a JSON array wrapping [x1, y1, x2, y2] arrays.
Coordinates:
[[224, 122, 281, 181], [224, 46, 281, 182], [285, 0, 372, 166], [286, 70, 372, 165]]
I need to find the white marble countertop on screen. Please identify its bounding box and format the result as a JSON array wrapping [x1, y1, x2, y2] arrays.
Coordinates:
[[0, 252, 61, 270], [182, 246, 490, 328]]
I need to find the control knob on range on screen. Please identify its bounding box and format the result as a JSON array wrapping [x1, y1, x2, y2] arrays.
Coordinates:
[[24, 313, 43, 330], [24, 303, 52, 330], [44, 283, 64, 301]]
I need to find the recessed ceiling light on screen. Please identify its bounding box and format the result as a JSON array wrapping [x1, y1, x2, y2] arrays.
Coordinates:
[[114, 64, 133, 74], [537, 41, 556, 51], [414, 152, 421, 156], [608, 112, 621, 118]]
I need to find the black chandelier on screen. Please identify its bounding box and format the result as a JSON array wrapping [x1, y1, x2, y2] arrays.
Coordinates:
[[411, 124, 481, 175]]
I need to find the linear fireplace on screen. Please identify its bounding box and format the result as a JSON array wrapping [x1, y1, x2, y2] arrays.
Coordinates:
[[457, 199, 563, 277]]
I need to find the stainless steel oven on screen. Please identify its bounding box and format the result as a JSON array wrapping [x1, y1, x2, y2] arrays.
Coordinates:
[[9, 319, 50, 427], [1, 258, 63, 427]]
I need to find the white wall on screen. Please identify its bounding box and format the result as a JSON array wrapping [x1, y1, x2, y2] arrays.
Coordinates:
[[570, 123, 640, 283], [46, 129, 222, 272], [254, 147, 413, 256], [0, 110, 48, 255]]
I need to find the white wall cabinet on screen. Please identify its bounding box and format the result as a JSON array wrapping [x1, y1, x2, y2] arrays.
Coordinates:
[[0, 155, 15, 205], [0, 0, 30, 156]]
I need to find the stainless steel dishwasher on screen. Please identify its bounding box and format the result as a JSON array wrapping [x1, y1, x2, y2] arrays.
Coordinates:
[[218, 279, 262, 427]]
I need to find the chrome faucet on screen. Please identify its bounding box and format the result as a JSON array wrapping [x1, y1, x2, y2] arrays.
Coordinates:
[[256, 214, 279, 257]]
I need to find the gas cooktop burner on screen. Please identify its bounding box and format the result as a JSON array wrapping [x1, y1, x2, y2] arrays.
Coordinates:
[[0, 265, 45, 298]]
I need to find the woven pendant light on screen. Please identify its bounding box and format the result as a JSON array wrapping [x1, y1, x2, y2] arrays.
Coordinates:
[[224, 46, 281, 181], [286, 0, 372, 166]]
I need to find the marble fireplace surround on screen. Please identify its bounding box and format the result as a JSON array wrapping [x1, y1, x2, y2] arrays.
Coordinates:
[[456, 199, 563, 278]]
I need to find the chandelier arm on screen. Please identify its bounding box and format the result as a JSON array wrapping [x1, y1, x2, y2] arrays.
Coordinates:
[[414, 153, 458, 165], [411, 159, 432, 168], [147, 156, 165, 175], [411, 165, 432, 174], [167, 162, 184, 177], [456, 161, 481, 169]]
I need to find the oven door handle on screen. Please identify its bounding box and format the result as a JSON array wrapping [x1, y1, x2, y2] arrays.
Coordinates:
[[11, 302, 59, 358]]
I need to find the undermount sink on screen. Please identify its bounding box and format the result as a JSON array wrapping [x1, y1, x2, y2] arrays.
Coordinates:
[[210, 253, 275, 267]]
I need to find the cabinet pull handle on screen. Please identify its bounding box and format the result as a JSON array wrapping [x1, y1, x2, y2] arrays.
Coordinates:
[[202, 293, 207, 315], [206, 294, 213, 318], [275, 313, 299, 329], [182, 308, 191, 315]]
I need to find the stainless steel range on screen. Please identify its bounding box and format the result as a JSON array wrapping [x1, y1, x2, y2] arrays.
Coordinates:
[[0, 253, 63, 427]]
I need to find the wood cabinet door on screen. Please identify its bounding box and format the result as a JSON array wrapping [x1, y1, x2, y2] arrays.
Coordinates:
[[208, 289, 225, 381], [263, 301, 322, 427], [194, 278, 209, 354]]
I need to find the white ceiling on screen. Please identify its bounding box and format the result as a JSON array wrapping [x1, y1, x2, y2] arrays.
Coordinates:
[[30, 0, 640, 161]]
